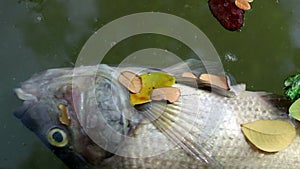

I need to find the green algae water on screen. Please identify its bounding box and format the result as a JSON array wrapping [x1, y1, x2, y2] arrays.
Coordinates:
[[0, 0, 299, 168]]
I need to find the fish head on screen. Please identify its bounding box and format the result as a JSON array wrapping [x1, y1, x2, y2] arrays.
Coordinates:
[[13, 65, 128, 168]]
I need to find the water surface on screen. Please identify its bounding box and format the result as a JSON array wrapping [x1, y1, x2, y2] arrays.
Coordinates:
[[0, 0, 299, 168]]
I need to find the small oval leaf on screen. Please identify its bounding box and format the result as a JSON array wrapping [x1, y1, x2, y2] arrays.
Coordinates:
[[150, 87, 181, 103], [182, 72, 197, 79], [199, 73, 230, 90], [289, 98, 300, 121], [58, 104, 71, 126], [118, 71, 142, 94], [235, 0, 251, 11], [241, 120, 296, 152]]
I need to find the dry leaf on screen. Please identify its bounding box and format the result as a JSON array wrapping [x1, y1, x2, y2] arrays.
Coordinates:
[[289, 98, 300, 121], [235, 0, 251, 11], [182, 72, 197, 79], [130, 72, 176, 105], [118, 71, 142, 93], [199, 73, 230, 90], [150, 87, 181, 103], [58, 104, 71, 126], [241, 120, 296, 152]]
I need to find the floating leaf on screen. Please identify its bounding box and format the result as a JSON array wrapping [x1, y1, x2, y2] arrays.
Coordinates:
[[235, 0, 251, 11], [130, 72, 176, 105], [241, 120, 296, 152], [150, 87, 181, 103], [199, 73, 230, 90], [209, 0, 244, 31], [118, 71, 142, 94], [289, 98, 300, 121]]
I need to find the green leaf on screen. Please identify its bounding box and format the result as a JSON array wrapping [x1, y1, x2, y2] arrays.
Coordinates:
[[241, 120, 296, 152], [289, 98, 300, 121], [284, 74, 300, 101]]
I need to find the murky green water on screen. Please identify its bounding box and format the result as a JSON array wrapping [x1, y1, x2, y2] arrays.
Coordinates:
[[0, 0, 299, 168]]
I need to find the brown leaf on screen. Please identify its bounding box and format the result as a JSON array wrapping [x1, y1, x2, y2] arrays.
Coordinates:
[[235, 0, 251, 11], [150, 87, 180, 103], [199, 73, 230, 90], [182, 72, 197, 79], [118, 71, 142, 94]]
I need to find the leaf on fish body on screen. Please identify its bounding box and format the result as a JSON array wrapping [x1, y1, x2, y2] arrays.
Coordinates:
[[289, 98, 300, 121], [241, 120, 296, 152], [199, 73, 230, 90], [181, 72, 197, 79], [58, 104, 71, 126], [118, 71, 142, 94], [150, 87, 181, 103], [130, 72, 176, 105]]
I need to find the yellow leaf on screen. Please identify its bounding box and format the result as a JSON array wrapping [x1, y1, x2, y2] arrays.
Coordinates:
[[241, 120, 296, 152], [130, 72, 175, 105], [58, 104, 71, 126]]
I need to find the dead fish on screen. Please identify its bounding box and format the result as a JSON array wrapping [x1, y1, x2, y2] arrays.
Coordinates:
[[14, 59, 300, 169]]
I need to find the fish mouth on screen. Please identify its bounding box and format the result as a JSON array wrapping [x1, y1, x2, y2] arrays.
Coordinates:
[[14, 88, 37, 119]]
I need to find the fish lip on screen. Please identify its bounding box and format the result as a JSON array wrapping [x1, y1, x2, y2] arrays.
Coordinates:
[[13, 101, 33, 119], [14, 88, 38, 102], [14, 88, 37, 119]]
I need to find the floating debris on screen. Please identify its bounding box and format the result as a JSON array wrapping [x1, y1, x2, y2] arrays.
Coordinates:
[[235, 0, 251, 11], [209, 0, 244, 31], [225, 52, 238, 62]]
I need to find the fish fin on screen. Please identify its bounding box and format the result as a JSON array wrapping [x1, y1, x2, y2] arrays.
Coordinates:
[[163, 58, 225, 77], [260, 93, 292, 113], [230, 84, 246, 95], [139, 100, 223, 168], [163, 59, 233, 97], [175, 77, 235, 97]]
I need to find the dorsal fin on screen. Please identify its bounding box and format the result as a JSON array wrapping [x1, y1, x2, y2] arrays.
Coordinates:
[[261, 94, 292, 113], [163, 59, 234, 97]]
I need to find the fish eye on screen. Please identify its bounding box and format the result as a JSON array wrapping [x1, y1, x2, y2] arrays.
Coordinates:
[[47, 128, 68, 147]]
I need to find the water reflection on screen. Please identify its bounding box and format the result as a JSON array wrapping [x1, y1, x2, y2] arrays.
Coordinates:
[[19, 144, 67, 169]]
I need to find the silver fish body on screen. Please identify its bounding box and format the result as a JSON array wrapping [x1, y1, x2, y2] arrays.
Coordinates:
[[14, 61, 300, 169]]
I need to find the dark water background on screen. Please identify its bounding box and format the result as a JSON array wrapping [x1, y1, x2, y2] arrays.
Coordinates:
[[0, 0, 299, 168]]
